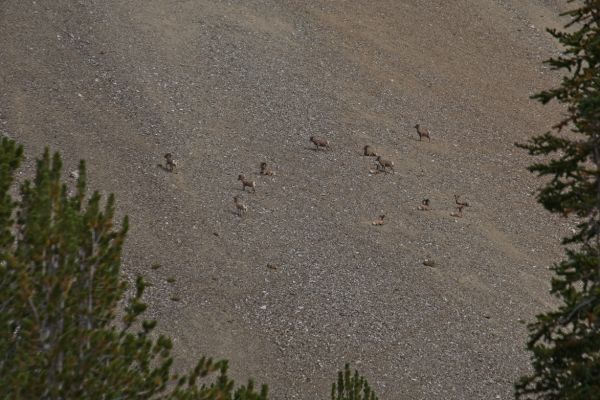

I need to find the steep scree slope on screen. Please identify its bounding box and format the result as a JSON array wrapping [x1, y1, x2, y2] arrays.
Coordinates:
[[0, 0, 574, 398]]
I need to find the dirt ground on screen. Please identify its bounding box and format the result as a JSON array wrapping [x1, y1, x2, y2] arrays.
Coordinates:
[[0, 0, 578, 398]]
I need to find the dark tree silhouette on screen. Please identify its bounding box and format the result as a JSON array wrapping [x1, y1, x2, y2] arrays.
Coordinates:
[[516, 2, 600, 398]]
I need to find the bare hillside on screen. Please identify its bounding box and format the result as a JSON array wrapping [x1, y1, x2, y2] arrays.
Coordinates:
[[0, 0, 576, 398]]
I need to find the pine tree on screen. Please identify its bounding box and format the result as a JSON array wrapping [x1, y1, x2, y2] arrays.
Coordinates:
[[0, 137, 379, 399], [515, 1, 600, 398], [331, 364, 378, 400], [0, 139, 267, 399]]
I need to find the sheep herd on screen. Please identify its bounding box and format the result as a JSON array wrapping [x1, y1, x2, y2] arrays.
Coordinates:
[[161, 124, 470, 222]]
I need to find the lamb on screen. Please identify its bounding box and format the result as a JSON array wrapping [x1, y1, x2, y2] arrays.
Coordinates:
[[238, 174, 256, 193], [417, 199, 431, 211], [375, 156, 394, 173], [454, 195, 470, 208], [450, 204, 465, 218], [414, 124, 431, 142], [363, 145, 378, 157], [260, 162, 276, 176], [164, 153, 177, 172], [233, 195, 248, 217], [310, 136, 331, 151], [372, 214, 386, 226]]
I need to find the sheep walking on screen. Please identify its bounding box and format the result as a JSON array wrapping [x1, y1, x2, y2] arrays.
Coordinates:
[[372, 214, 386, 226], [164, 153, 177, 172], [450, 204, 465, 218], [454, 194, 469, 207], [238, 174, 256, 193], [414, 124, 431, 142], [375, 156, 394, 173], [233, 195, 248, 217], [310, 136, 331, 151], [260, 162, 276, 176], [417, 199, 431, 211]]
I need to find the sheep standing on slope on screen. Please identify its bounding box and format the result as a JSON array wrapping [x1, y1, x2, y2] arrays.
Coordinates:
[[310, 136, 331, 151], [260, 162, 276, 176], [164, 153, 177, 172], [238, 174, 256, 193], [414, 124, 431, 142], [233, 195, 248, 217], [372, 214, 386, 226], [450, 204, 465, 218], [454, 194, 469, 208], [375, 156, 394, 173], [417, 199, 431, 211]]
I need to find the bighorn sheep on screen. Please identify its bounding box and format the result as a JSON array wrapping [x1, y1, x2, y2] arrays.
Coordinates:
[[450, 204, 465, 218], [233, 195, 247, 216], [238, 174, 256, 193], [363, 145, 378, 157], [164, 153, 177, 172], [310, 136, 331, 151], [372, 214, 386, 226], [414, 124, 431, 142], [375, 156, 394, 173], [454, 195, 470, 208], [417, 198, 431, 211], [260, 162, 276, 176]]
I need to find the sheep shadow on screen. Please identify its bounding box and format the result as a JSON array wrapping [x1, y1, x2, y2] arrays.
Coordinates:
[[304, 146, 332, 152]]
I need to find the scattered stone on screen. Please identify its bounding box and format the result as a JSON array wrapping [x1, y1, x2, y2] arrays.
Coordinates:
[[423, 259, 436, 267], [69, 170, 79, 179]]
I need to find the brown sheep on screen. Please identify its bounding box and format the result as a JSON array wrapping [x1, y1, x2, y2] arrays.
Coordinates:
[[414, 124, 431, 142], [454, 195, 470, 208], [372, 214, 386, 226], [164, 153, 177, 172], [238, 174, 256, 193], [375, 156, 394, 173], [233, 195, 248, 216], [450, 204, 465, 218], [417, 198, 431, 211], [310, 136, 331, 151], [260, 162, 276, 176]]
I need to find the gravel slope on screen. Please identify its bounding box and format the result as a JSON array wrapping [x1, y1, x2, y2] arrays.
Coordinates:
[[0, 0, 576, 398]]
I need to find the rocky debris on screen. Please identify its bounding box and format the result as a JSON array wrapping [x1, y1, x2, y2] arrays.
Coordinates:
[[423, 259, 437, 267]]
